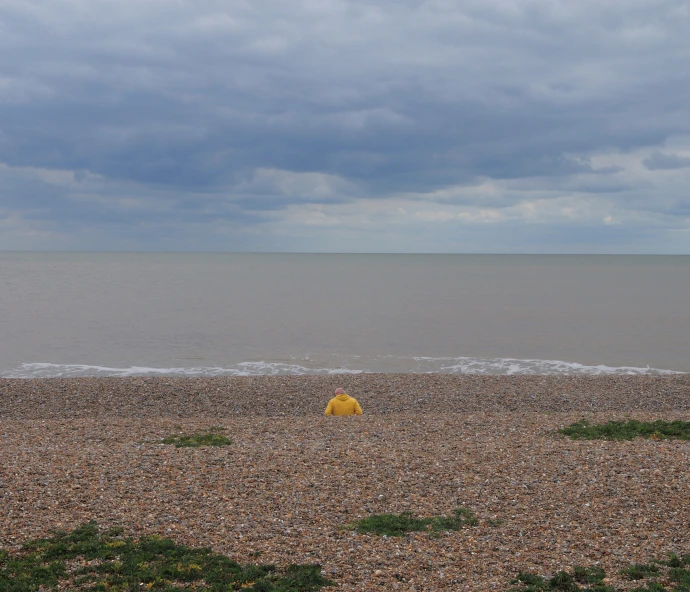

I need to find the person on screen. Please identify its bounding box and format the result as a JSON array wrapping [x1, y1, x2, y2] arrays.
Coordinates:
[[324, 387, 363, 416]]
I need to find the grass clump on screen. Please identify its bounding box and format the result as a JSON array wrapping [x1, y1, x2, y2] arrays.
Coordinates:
[[343, 508, 477, 537], [621, 563, 661, 580], [510, 566, 613, 591], [161, 427, 232, 448], [0, 522, 334, 591], [509, 552, 690, 591], [559, 419, 690, 441]]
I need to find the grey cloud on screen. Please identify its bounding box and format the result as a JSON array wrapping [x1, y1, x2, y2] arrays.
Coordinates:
[[1, 0, 690, 251], [0, 164, 265, 232], [643, 151, 690, 170]]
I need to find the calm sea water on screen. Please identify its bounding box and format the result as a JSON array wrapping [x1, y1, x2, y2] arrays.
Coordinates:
[[1, 252, 688, 377]]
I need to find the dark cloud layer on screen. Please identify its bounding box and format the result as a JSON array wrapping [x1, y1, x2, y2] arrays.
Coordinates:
[[643, 151, 690, 170], [1, 0, 690, 251]]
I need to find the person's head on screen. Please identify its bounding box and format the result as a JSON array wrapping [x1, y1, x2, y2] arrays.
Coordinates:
[[334, 388, 346, 395]]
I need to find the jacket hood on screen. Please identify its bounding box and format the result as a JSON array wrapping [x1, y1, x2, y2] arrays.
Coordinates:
[[335, 394, 350, 401]]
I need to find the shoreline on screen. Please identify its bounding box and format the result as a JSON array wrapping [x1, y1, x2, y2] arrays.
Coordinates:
[[2, 375, 689, 590], [2, 374, 690, 419]]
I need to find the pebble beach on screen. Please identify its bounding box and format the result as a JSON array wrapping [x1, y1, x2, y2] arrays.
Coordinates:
[[1, 374, 689, 591]]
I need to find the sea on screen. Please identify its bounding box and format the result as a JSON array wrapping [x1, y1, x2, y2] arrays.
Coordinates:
[[1, 252, 688, 378]]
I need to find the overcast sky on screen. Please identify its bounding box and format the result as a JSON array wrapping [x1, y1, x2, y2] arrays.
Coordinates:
[[1, 0, 689, 253]]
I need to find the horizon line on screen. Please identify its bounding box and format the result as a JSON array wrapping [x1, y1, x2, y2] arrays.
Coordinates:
[[1, 250, 689, 256]]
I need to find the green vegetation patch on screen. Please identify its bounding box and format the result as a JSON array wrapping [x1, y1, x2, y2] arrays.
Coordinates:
[[343, 508, 477, 537], [509, 552, 690, 591], [160, 427, 232, 448], [559, 419, 690, 441], [0, 522, 334, 591], [621, 563, 662, 580], [510, 566, 614, 591]]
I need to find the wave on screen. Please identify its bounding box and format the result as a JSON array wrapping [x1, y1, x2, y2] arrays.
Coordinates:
[[410, 356, 683, 375], [0, 362, 364, 378], [1, 356, 683, 378]]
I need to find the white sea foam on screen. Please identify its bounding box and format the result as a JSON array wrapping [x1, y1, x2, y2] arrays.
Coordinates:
[[0, 362, 364, 378], [1, 357, 683, 378], [410, 356, 683, 376]]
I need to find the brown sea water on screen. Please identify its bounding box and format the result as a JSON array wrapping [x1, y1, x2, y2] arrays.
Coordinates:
[[1, 252, 688, 376]]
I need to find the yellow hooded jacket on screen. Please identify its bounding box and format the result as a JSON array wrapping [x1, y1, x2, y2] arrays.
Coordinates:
[[324, 393, 363, 416]]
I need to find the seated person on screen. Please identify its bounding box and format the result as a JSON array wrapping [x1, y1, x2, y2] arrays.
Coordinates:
[[324, 388, 363, 416]]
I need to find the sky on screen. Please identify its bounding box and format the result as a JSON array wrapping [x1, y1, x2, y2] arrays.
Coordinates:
[[1, 0, 690, 253]]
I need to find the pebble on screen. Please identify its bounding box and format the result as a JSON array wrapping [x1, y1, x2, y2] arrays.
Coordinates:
[[0, 374, 689, 591]]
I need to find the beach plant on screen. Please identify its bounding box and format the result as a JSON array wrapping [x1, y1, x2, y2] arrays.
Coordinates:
[[0, 521, 333, 591], [558, 420, 690, 441], [160, 427, 232, 447], [509, 552, 690, 592], [509, 567, 615, 591], [620, 563, 661, 580], [342, 508, 477, 536]]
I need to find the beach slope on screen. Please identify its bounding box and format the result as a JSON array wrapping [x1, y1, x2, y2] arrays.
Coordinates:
[[1, 375, 689, 590]]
